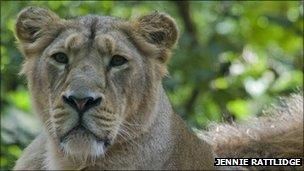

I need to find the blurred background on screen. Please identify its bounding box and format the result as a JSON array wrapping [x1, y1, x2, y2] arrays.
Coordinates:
[[1, 1, 303, 169]]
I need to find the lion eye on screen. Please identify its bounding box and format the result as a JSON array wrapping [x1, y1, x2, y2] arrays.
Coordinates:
[[109, 55, 127, 67], [51, 52, 69, 64]]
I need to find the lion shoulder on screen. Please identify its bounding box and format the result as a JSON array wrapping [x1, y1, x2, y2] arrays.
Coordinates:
[[14, 133, 47, 170]]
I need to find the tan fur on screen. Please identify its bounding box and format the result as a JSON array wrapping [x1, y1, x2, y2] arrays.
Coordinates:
[[13, 7, 303, 170], [199, 93, 304, 170]]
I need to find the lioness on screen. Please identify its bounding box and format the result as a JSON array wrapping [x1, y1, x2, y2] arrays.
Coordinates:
[[14, 7, 303, 170]]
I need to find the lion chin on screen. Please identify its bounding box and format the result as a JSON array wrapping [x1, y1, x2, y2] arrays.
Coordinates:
[[59, 126, 108, 160]]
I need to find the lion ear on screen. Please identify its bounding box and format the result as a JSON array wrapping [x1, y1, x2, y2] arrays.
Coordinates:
[[135, 11, 179, 49], [15, 6, 60, 43]]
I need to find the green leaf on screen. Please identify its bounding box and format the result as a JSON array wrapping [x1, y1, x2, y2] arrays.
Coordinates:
[[227, 99, 250, 120]]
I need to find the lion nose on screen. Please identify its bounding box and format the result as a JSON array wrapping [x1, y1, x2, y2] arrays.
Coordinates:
[[62, 95, 102, 114]]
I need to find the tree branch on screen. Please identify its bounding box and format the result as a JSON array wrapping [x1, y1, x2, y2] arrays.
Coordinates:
[[175, 1, 198, 45], [174, 1, 202, 117]]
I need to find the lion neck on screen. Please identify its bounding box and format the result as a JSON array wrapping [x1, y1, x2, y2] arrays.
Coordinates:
[[44, 85, 178, 170]]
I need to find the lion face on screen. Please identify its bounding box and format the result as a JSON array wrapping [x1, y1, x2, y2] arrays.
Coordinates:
[[45, 27, 146, 159], [15, 7, 178, 160], [28, 20, 153, 159]]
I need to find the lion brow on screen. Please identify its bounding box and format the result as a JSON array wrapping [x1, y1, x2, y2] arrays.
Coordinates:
[[64, 32, 85, 51], [94, 34, 115, 55]]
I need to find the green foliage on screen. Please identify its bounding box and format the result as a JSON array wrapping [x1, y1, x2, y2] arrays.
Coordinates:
[[0, 1, 303, 170], [6, 89, 31, 113]]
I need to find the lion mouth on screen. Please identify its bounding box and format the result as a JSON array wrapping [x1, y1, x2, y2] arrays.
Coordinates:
[[60, 124, 111, 147]]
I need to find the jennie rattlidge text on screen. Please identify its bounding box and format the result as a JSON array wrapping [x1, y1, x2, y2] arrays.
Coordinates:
[[214, 158, 302, 166]]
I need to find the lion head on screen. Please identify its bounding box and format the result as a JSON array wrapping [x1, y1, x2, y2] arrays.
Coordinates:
[[15, 7, 178, 160]]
